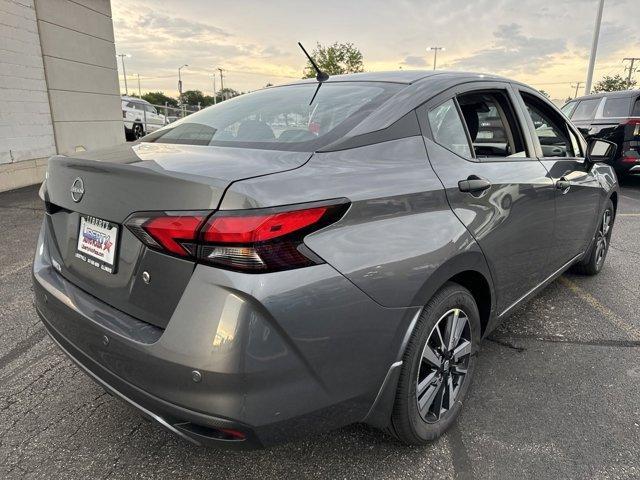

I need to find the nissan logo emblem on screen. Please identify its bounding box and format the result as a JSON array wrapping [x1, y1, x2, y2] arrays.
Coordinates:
[[70, 177, 85, 202]]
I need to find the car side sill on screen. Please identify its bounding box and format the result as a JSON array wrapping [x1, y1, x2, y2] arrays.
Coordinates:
[[498, 252, 583, 319]]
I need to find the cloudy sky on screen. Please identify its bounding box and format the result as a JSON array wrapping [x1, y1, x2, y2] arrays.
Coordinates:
[[111, 0, 638, 101]]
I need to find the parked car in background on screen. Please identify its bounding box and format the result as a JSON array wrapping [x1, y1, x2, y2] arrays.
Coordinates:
[[36, 71, 618, 448], [122, 96, 166, 140], [562, 90, 640, 176]]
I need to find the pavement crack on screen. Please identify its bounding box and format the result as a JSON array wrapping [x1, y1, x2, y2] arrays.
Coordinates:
[[485, 337, 526, 352], [491, 334, 640, 349], [0, 327, 46, 371]]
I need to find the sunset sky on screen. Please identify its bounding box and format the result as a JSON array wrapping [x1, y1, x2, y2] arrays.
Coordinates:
[[111, 0, 638, 102]]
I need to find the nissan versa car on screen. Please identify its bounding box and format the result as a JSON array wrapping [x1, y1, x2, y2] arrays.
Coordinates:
[[562, 90, 640, 176], [33, 71, 618, 448]]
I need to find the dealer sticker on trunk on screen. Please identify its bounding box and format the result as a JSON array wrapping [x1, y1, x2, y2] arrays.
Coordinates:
[[75, 215, 118, 273]]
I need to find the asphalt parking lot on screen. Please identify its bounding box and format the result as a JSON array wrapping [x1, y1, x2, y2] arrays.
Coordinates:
[[1, 180, 639, 480]]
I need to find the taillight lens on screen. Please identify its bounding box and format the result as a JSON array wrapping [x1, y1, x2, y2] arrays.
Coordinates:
[[200, 204, 347, 272], [125, 212, 208, 257], [124, 201, 348, 272]]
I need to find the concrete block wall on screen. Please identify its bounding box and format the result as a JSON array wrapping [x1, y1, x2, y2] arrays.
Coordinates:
[[34, 0, 123, 156], [0, 0, 123, 192], [0, 0, 56, 190]]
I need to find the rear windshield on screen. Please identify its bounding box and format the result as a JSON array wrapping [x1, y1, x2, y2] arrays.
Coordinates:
[[599, 96, 632, 118], [571, 98, 601, 121], [144, 82, 402, 151]]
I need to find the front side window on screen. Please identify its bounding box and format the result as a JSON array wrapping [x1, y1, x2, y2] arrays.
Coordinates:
[[599, 97, 632, 118], [521, 93, 574, 158], [428, 99, 472, 158], [457, 91, 526, 158], [571, 98, 601, 121], [144, 82, 401, 151]]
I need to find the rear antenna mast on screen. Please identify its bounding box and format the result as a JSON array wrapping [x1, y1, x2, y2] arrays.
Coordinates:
[[298, 42, 329, 82]]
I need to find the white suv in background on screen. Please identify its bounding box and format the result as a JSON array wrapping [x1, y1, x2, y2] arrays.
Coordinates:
[[122, 96, 166, 140]]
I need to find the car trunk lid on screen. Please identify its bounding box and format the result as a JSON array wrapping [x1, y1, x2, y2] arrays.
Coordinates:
[[42, 142, 310, 328]]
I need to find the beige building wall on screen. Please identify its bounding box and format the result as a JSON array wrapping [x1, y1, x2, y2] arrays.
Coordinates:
[[0, 0, 56, 191], [0, 0, 123, 192]]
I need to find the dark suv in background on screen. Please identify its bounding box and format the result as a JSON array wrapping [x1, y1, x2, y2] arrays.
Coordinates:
[[562, 90, 640, 176]]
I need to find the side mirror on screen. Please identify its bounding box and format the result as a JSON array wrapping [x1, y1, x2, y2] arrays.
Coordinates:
[[586, 138, 617, 163]]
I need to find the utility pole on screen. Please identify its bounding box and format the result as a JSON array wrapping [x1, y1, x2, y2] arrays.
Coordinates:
[[210, 74, 217, 104], [623, 57, 640, 87], [571, 81, 583, 98], [116, 53, 131, 95], [428, 47, 445, 70], [584, 0, 605, 95], [178, 64, 188, 104], [136, 73, 141, 97], [218, 68, 225, 100]]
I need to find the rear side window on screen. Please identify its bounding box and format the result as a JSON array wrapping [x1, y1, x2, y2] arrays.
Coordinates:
[[428, 99, 472, 158], [520, 93, 575, 158], [457, 90, 526, 158], [145, 82, 402, 151], [599, 97, 631, 118], [571, 98, 601, 121], [633, 97, 640, 116], [561, 101, 577, 118]]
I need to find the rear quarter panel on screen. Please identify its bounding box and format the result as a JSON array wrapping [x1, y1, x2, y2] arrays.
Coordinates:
[[220, 136, 492, 310]]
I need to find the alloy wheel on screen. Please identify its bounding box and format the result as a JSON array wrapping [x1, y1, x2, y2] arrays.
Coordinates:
[[416, 308, 472, 423], [133, 124, 143, 139], [595, 208, 612, 268]]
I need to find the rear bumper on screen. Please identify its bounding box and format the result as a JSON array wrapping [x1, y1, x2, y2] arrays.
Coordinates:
[[33, 220, 415, 447]]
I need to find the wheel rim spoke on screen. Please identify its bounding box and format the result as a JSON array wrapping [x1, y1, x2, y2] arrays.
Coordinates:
[[416, 308, 472, 423], [453, 340, 471, 361], [418, 377, 442, 415], [417, 370, 438, 398], [422, 345, 441, 368]]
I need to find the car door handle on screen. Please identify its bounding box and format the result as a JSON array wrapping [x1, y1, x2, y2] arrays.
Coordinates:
[[458, 177, 491, 193], [556, 178, 571, 192]]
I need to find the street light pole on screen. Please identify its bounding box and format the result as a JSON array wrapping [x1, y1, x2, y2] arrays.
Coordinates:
[[117, 53, 131, 95], [584, 0, 605, 95], [428, 47, 445, 70], [211, 74, 217, 104], [178, 64, 188, 104], [137, 73, 141, 97], [218, 68, 225, 100]]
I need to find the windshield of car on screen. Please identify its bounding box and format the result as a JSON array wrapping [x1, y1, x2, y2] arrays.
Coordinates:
[[144, 82, 402, 151]]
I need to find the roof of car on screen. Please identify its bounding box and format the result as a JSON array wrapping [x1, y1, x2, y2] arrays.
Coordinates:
[[122, 96, 151, 104], [282, 70, 508, 86], [569, 89, 640, 102]]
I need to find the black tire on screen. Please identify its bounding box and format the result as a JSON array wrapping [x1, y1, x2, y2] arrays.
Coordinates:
[[572, 199, 615, 276], [132, 123, 145, 140], [390, 282, 481, 445]]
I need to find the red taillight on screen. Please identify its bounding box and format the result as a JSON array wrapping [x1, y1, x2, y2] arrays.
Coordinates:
[[202, 207, 327, 244], [125, 212, 207, 257], [125, 202, 348, 272]]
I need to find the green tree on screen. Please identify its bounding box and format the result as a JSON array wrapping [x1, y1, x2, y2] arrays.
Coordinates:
[[592, 74, 637, 93], [141, 91, 178, 107], [182, 90, 206, 106], [302, 42, 364, 78], [219, 87, 240, 101]]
